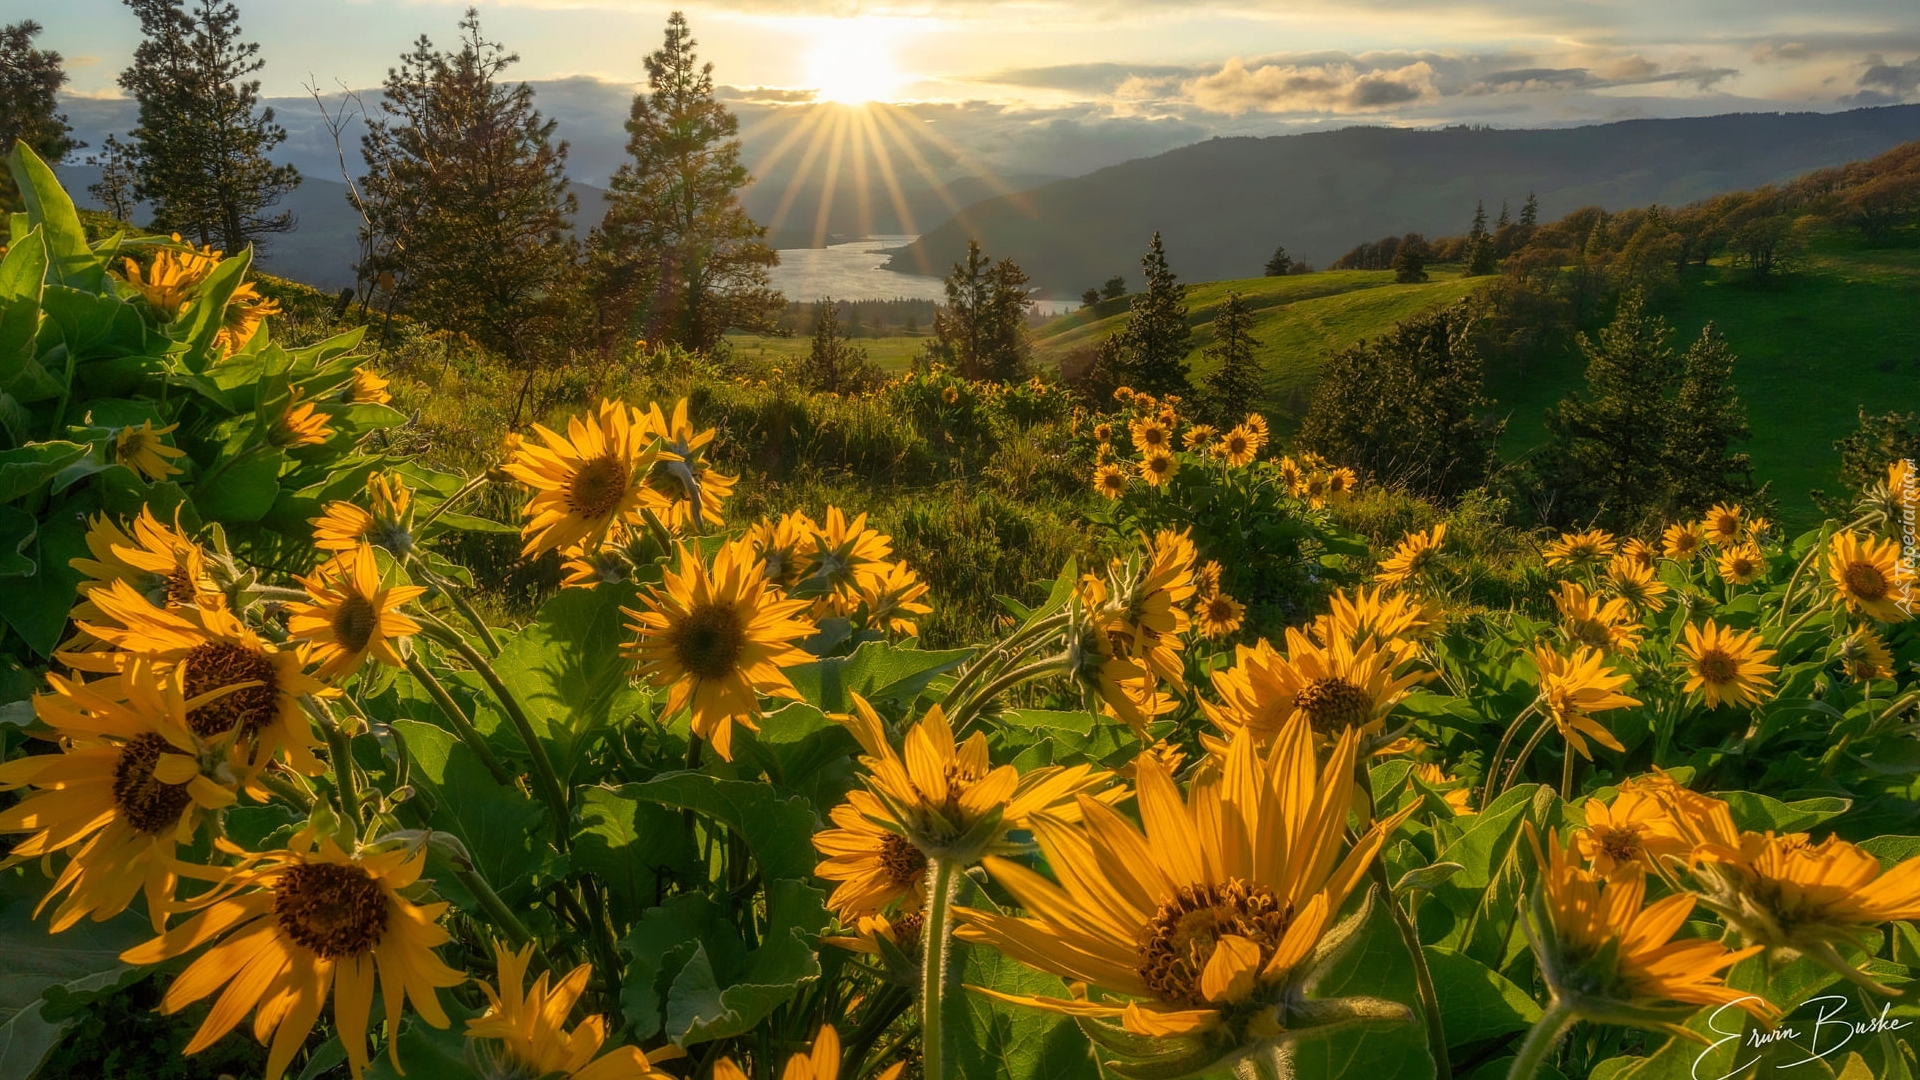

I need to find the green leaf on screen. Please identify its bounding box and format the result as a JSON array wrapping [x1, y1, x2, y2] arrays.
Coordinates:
[[621, 893, 735, 1040], [0, 228, 46, 388], [0, 867, 148, 1078], [0, 503, 87, 657], [487, 582, 648, 781], [175, 250, 251, 373], [0, 505, 34, 577], [787, 639, 973, 714], [572, 785, 697, 926], [1288, 895, 1434, 1080], [361, 1002, 479, 1080], [1720, 791, 1850, 833], [393, 719, 545, 906], [664, 879, 826, 1046], [0, 441, 89, 504], [619, 772, 816, 882], [1422, 947, 1542, 1047], [8, 144, 100, 291], [192, 447, 284, 522], [949, 938, 1099, 1080]]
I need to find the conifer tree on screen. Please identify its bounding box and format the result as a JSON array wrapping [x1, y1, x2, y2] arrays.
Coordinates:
[[1, 20, 80, 210], [1202, 292, 1262, 423], [1663, 322, 1753, 512], [1100, 275, 1126, 300], [1080, 288, 1099, 308], [922, 239, 1032, 381], [1299, 301, 1496, 497], [359, 8, 576, 415], [597, 11, 780, 354], [802, 299, 879, 393], [1263, 244, 1292, 276], [86, 135, 139, 222], [1520, 191, 1539, 228], [1121, 232, 1191, 396], [1543, 292, 1681, 527], [1393, 232, 1429, 283], [1466, 200, 1496, 275], [1496, 200, 1511, 229], [118, 0, 299, 252]]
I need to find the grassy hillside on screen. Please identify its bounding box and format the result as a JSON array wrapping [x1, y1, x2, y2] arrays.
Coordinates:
[[723, 331, 928, 373], [1033, 268, 1483, 420]]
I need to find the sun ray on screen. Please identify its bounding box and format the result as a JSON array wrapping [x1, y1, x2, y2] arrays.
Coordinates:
[[767, 108, 837, 236], [849, 107, 876, 238], [810, 108, 852, 248], [875, 101, 1035, 219], [745, 105, 831, 193], [856, 106, 920, 236]]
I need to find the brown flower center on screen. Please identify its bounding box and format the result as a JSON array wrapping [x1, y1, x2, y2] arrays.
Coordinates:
[[1844, 562, 1888, 602], [1697, 650, 1738, 685], [672, 602, 747, 681], [1568, 619, 1613, 650], [567, 454, 630, 520], [165, 563, 202, 606], [183, 642, 280, 739], [117, 431, 153, 464], [1137, 879, 1293, 1007], [888, 910, 926, 952], [1295, 676, 1372, 734], [879, 833, 928, 889], [331, 593, 379, 654], [112, 733, 194, 833], [274, 862, 388, 960], [1595, 826, 1642, 864], [1206, 597, 1237, 622]]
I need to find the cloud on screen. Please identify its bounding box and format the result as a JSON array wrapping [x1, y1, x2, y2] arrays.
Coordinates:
[[1841, 54, 1920, 104], [1183, 57, 1437, 115], [1467, 60, 1737, 95]]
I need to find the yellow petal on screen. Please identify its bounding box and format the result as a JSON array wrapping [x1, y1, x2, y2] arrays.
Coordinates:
[[1199, 934, 1262, 1004]]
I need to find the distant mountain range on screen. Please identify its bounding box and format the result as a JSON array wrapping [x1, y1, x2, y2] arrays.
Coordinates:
[[889, 104, 1920, 295]]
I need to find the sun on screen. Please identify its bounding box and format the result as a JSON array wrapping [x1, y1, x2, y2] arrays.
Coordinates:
[[804, 20, 908, 105]]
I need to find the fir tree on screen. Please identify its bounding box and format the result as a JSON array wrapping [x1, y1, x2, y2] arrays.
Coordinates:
[[922, 239, 1032, 381], [1299, 301, 1497, 497], [1263, 244, 1292, 276], [1663, 322, 1753, 513], [86, 134, 139, 222], [802, 298, 879, 394], [1393, 232, 1429, 283], [1080, 288, 1099, 308], [1496, 200, 1511, 229], [1121, 232, 1191, 396], [1201, 292, 1261, 423], [1543, 292, 1682, 528], [118, 0, 300, 252], [1100, 275, 1126, 300], [1466, 200, 1496, 275], [1520, 191, 1539, 228], [359, 8, 577, 417], [596, 11, 780, 354], [0, 20, 80, 209]]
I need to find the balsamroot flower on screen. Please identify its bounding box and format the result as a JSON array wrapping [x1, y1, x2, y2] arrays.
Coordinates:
[[502, 399, 676, 558], [1373, 523, 1445, 588], [1544, 529, 1617, 570], [1827, 530, 1913, 623], [1676, 620, 1777, 709], [285, 544, 425, 680], [467, 940, 679, 1080], [114, 419, 186, 481], [1532, 645, 1638, 760]]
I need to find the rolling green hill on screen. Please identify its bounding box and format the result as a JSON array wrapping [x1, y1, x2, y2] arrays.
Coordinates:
[[1033, 268, 1483, 418]]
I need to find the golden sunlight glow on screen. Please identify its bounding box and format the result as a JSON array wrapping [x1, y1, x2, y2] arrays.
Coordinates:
[[805, 20, 908, 105]]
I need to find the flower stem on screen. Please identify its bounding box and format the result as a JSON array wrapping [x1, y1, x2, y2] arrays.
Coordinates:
[[1481, 703, 1538, 811], [318, 709, 362, 826], [1360, 768, 1451, 1080], [1500, 714, 1557, 794], [402, 650, 516, 788], [1506, 1003, 1575, 1080], [920, 856, 961, 1080], [410, 555, 503, 656], [948, 653, 1072, 732], [447, 847, 533, 948], [412, 473, 490, 532]]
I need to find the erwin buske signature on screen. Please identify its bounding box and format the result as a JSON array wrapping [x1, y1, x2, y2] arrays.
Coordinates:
[[1692, 996, 1914, 1079]]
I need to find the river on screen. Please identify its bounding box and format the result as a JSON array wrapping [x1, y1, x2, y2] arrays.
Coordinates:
[[769, 235, 1077, 315]]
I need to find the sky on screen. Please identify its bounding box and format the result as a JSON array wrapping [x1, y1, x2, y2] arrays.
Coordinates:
[[31, 0, 1920, 183]]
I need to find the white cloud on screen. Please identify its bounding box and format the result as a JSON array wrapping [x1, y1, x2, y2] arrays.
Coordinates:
[[1183, 57, 1437, 115]]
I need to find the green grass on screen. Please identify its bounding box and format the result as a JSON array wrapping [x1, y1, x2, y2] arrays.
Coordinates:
[[1033, 268, 1482, 424], [722, 331, 927, 372], [1487, 232, 1920, 529]]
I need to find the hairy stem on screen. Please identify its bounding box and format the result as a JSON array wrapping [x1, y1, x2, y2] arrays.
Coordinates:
[[1505, 1003, 1575, 1080], [921, 857, 961, 1080]]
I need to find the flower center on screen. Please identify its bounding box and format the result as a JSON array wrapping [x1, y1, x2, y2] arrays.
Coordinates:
[[117, 431, 153, 464], [274, 862, 389, 960], [879, 833, 928, 889], [1697, 650, 1738, 685], [1137, 879, 1293, 1007], [331, 593, 380, 654], [567, 454, 630, 520], [183, 641, 281, 739], [1568, 619, 1613, 649], [1295, 676, 1372, 734], [165, 563, 202, 606], [1595, 826, 1641, 864], [672, 603, 747, 681], [112, 733, 194, 833], [1843, 562, 1888, 602]]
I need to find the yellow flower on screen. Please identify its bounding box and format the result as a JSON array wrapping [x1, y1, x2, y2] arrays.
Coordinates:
[[1553, 581, 1643, 653], [468, 941, 677, 1080], [114, 420, 186, 481], [621, 539, 815, 761], [285, 544, 426, 680], [1242, 411, 1270, 447], [1195, 592, 1246, 639], [1620, 537, 1656, 569], [1182, 423, 1219, 450], [638, 397, 737, 530], [502, 399, 676, 558], [1660, 521, 1704, 561], [746, 510, 819, 590], [1413, 762, 1476, 815], [799, 506, 894, 597], [67, 580, 327, 775], [1325, 466, 1357, 502], [856, 560, 932, 638], [270, 396, 332, 448], [1204, 626, 1425, 751], [1526, 825, 1771, 1023], [955, 720, 1414, 1072], [1836, 625, 1894, 682], [1827, 530, 1913, 622], [1139, 448, 1178, 486], [342, 366, 392, 405], [1715, 542, 1766, 586], [942, 384, 960, 405], [1311, 585, 1434, 662], [1677, 619, 1777, 708], [1093, 462, 1129, 500], [1532, 645, 1638, 759], [1130, 417, 1172, 455], [1574, 779, 1690, 878], [67, 508, 222, 637], [213, 282, 280, 356], [1277, 456, 1304, 496], [311, 471, 414, 555], [116, 237, 218, 319], [1604, 553, 1668, 613], [1374, 523, 1445, 587], [1093, 421, 1114, 444], [813, 795, 929, 921], [1216, 425, 1259, 467], [1544, 529, 1618, 570], [1702, 503, 1744, 545], [714, 1025, 901, 1080], [1194, 559, 1222, 599], [121, 835, 465, 1080], [1091, 529, 1197, 689], [0, 662, 236, 931], [1745, 517, 1773, 544]]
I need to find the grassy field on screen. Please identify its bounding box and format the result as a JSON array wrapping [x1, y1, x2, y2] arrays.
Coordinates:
[[1032, 268, 1483, 422], [723, 330, 927, 372]]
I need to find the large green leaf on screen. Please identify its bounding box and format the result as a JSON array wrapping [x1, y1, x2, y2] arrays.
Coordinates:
[[0, 504, 88, 657], [0, 505, 34, 577], [0, 228, 46, 387], [39, 287, 149, 363], [0, 441, 89, 505], [393, 719, 545, 905], [1422, 946, 1542, 1048], [487, 582, 647, 780], [573, 785, 698, 927], [1720, 791, 1850, 833], [787, 639, 973, 713], [192, 447, 283, 522], [619, 772, 817, 881], [1289, 896, 1434, 1080], [8, 145, 100, 291], [175, 250, 251, 373], [0, 867, 147, 1078], [949, 938, 1100, 1080]]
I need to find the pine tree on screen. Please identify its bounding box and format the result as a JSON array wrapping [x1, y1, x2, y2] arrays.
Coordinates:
[[1080, 288, 1099, 308], [1263, 244, 1292, 276], [1496, 200, 1511, 229], [118, 0, 300, 252], [1543, 292, 1682, 528], [1100, 276, 1126, 300], [359, 8, 577, 416], [1393, 232, 1429, 283], [1466, 200, 1496, 275], [596, 12, 779, 354], [1520, 191, 1539, 228], [1, 20, 81, 210], [86, 134, 139, 222], [802, 299, 878, 394], [1121, 232, 1191, 396], [922, 239, 1032, 381], [1299, 301, 1496, 497], [1663, 322, 1752, 513], [1201, 292, 1261, 423]]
